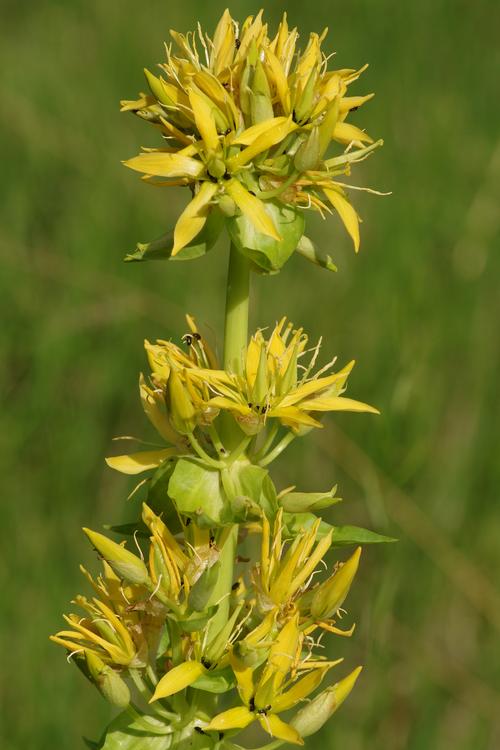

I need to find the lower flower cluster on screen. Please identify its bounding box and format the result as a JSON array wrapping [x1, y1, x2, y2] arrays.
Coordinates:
[[52, 319, 390, 749]]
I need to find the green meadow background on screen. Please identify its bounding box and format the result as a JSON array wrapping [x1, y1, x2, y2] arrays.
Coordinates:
[[1, 1, 499, 748]]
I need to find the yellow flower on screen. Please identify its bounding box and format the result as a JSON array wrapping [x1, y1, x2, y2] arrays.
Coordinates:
[[122, 10, 383, 267], [255, 509, 332, 613], [191, 317, 379, 434], [50, 593, 140, 667], [106, 317, 220, 475], [204, 615, 333, 745]]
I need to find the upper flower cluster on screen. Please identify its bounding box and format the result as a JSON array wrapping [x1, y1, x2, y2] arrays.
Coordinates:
[[122, 9, 382, 271]]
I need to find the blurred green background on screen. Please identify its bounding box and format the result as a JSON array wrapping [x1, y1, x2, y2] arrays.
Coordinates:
[[1, 0, 500, 748]]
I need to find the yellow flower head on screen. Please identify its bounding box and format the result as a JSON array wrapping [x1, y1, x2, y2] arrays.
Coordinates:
[[193, 317, 379, 435], [255, 509, 333, 614], [122, 10, 383, 270], [204, 615, 339, 745]]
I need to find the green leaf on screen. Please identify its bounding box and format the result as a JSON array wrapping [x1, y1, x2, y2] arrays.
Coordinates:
[[125, 210, 224, 262], [99, 710, 172, 750], [168, 458, 227, 526], [329, 525, 397, 546], [283, 512, 333, 539], [192, 667, 236, 693], [280, 486, 342, 513], [296, 235, 338, 272], [221, 460, 278, 520], [283, 513, 396, 545], [228, 200, 305, 273]]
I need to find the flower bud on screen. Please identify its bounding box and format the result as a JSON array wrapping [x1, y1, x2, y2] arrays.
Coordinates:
[[294, 127, 321, 173], [290, 667, 362, 736], [294, 67, 318, 123], [207, 154, 227, 180], [86, 651, 131, 708], [218, 195, 237, 217], [250, 59, 274, 124], [144, 68, 173, 106], [83, 528, 151, 586], [311, 547, 361, 620], [188, 561, 221, 612], [167, 369, 197, 434]]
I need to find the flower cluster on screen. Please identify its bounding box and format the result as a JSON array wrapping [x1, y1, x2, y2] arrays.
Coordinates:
[[105, 316, 377, 479], [52, 504, 363, 743], [122, 9, 382, 271]]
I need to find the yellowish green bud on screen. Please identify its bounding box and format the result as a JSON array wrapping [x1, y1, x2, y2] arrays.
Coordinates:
[[250, 59, 274, 124], [239, 61, 252, 118], [207, 155, 226, 180], [290, 667, 362, 736], [294, 127, 321, 173], [188, 561, 221, 612], [251, 344, 270, 404], [144, 68, 172, 106], [83, 528, 151, 586], [86, 651, 131, 708], [167, 369, 197, 435], [218, 195, 237, 217], [311, 546, 361, 619], [294, 67, 318, 123]]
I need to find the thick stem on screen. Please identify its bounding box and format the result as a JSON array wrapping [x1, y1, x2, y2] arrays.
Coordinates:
[[223, 243, 250, 374], [205, 243, 249, 641]]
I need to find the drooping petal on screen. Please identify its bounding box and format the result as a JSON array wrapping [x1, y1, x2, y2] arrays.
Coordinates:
[[272, 669, 328, 713], [258, 714, 304, 745], [225, 179, 281, 240], [105, 448, 177, 475], [150, 661, 206, 702], [123, 152, 204, 179], [172, 182, 218, 256], [204, 706, 255, 731], [299, 395, 379, 414], [333, 121, 373, 145], [322, 187, 360, 252]]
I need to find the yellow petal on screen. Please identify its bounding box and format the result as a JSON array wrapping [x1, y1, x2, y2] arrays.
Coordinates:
[[123, 152, 204, 179], [105, 448, 176, 475], [230, 651, 256, 705], [272, 669, 327, 713], [225, 179, 281, 240], [333, 121, 373, 145], [233, 117, 291, 146], [228, 117, 297, 169], [264, 49, 291, 112], [339, 94, 375, 113], [205, 706, 254, 731], [258, 615, 300, 696], [211, 9, 236, 75], [172, 181, 218, 256], [323, 188, 360, 252], [188, 87, 220, 152], [150, 661, 205, 702], [258, 714, 304, 745], [300, 395, 379, 414]]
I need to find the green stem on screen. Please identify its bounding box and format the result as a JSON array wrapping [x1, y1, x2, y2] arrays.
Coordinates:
[[259, 431, 296, 467], [223, 242, 250, 374], [203, 242, 249, 660], [188, 432, 226, 468], [252, 422, 279, 462]]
